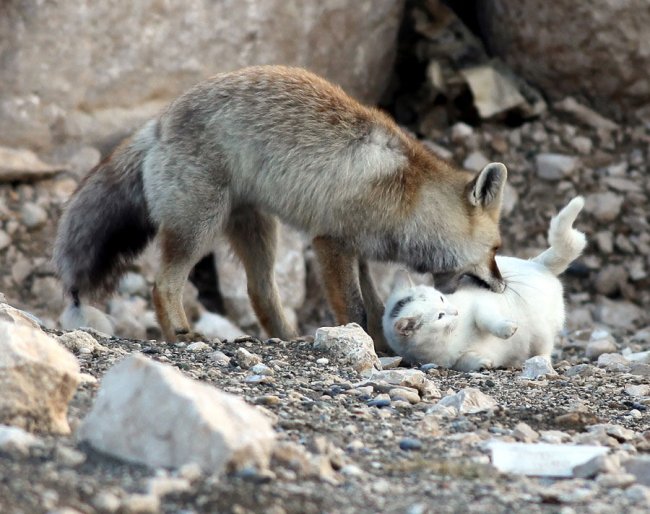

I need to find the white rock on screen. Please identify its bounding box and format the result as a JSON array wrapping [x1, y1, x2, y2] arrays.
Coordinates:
[[92, 491, 121, 513], [512, 422, 540, 443], [108, 296, 148, 340], [0, 424, 43, 455], [463, 151, 490, 172], [460, 65, 526, 118], [146, 476, 191, 497], [597, 353, 630, 369], [519, 356, 557, 379], [209, 351, 231, 366], [379, 356, 402, 369], [584, 192, 624, 223], [314, 324, 380, 377], [20, 202, 48, 229], [57, 330, 107, 355], [430, 388, 497, 416], [186, 342, 211, 352], [535, 153, 578, 180], [78, 354, 275, 473], [625, 484, 650, 503], [489, 441, 608, 477], [250, 363, 273, 376], [450, 122, 474, 141], [194, 310, 246, 341], [234, 348, 262, 369], [623, 350, 650, 364], [0, 147, 64, 181], [0, 229, 10, 250], [624, 384, 650, 397], [59, 303, 114, 336], [369, 369, 427, 392], [117, 272, 148, 297], [0, 310, 80, 434], [573, 454, 620, 478]]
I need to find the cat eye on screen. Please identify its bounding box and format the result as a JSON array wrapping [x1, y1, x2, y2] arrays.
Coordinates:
[[438, 312, 444, 320]]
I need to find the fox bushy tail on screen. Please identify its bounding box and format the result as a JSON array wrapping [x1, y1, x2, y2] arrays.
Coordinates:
[[532, 196, 586, 276], [53, 123, 158, 306]]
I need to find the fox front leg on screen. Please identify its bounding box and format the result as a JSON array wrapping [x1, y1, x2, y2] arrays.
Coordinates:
[[313, 236, 367, 330]]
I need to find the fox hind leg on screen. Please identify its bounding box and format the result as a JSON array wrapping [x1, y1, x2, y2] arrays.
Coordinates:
[[153, 226, 215, 342], [226, 207, 297, 340]]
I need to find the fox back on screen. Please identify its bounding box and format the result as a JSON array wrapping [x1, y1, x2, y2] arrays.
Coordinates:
[[55, 66, 509, 342]]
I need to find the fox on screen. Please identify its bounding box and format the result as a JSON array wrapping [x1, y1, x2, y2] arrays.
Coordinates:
[[383, 196, 587, 370], [53, 65, 508, 343]]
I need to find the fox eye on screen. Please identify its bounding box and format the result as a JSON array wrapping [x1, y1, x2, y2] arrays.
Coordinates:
[[438, 312, 445, 320], [440, 296, 444, 303]]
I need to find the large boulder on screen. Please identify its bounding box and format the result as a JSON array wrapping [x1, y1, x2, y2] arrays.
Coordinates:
[[0, 304, 80, 434], [78, 354, 276, 473], [0, 0, 405, 151], [479, 0, 650, 119]]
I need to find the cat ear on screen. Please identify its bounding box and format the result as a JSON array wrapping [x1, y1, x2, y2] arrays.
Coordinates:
[[393, 269, 414, 292], [394, 316, 421, 337], [468, 162, 507, 210]]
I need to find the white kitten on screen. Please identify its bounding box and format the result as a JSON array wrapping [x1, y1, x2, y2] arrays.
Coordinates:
[[383, 197, 587, 371]]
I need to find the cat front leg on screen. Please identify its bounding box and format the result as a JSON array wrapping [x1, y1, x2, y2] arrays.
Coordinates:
[[454, 351, 495, 372], [473, 305, 518, 339]]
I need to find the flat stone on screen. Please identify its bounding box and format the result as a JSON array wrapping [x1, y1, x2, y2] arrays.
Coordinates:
[[78, 354, 275, 473], [233, 348, 262, 369], [489, 441, 608, 477], [585, 337, 618, 360], [379, 356, 402, 370], [368, 369, 427, 392], [430, 388, 497, 416], [584, 192, 624, 223], [186, 342, 211, 352], [0, 147, 65, 182], [624, 384, 650, 397], [512, 422, 539, 443]]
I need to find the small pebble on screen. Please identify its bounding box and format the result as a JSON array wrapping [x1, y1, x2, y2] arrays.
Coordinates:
[[399, 438, 423, 451], [316, 358, 329, 365]]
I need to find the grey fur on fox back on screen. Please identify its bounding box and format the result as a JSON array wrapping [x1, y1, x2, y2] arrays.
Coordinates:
[[54, 65, 508, 342]]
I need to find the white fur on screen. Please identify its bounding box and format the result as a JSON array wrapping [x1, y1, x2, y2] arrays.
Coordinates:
[[383, 196, 586, 371]]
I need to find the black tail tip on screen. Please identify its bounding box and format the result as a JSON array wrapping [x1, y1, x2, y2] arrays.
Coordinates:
[[70, 288, 81, 307]]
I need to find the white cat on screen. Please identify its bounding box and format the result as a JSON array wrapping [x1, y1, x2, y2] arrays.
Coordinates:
[[382, 197, 587, 371]]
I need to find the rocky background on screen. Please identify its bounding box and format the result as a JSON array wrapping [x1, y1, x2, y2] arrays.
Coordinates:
[[1, 1, 650, 513]]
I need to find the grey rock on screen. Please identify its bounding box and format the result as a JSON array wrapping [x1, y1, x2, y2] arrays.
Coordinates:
[[519, 356, 557, 379], [194, 311, 246, 341], [482, 1, 650, 118], [234, 348, 262, 369], [535, 153, 578, 180], [0, 146, 65, 182], [512, 422, 539, 443], [460, 65, 527, 118], [78, 354, 275, 473], [314, 324, 380, 376], [0, 1, 404, 150], [379, 356, 402, 370], [462, 151, 490, 172], [572, 454, 620, 479], [584, 192, 624, 223], [0, 306, 80, 434], [585, 337, 618, 361], [0, 424, 43, 455], [20, 202, 48, 229], [369, 369, 427, 392], [624, 457, 650, 485], [186, 342, 211, 352], [594, 298, 643, 329], [430, 388, 497, 416]]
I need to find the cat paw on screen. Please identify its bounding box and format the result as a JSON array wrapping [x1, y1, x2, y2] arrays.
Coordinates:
[[454, 352, 494, 372], [495, 320, 518, 339]]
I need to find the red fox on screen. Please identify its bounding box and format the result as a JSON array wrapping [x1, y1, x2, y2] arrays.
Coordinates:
[[54, 66, 508, 343]]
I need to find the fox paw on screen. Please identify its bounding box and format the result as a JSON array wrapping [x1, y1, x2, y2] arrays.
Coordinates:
[[454, 352, 494, 372], [175, 330, 207, 344], [495, 320, 518, 339]]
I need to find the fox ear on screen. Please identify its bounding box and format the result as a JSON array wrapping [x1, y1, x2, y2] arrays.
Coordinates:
[[393, 269, 414, 292], [469, 162, 507, 209], [394, 316, 421, 337]]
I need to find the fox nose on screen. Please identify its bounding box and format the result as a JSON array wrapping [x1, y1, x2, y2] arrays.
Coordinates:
[[489, 278, 506, 293]]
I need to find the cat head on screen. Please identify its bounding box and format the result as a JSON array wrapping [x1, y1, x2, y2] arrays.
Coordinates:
[[385, 269, 459, 339]]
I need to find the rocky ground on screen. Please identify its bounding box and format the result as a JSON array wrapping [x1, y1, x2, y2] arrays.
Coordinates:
[[1, 318, 649, 514], [1, 3, 650, 513]]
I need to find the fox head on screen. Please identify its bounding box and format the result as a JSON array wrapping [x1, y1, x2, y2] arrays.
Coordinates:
[[405, 162, 507, 293]]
